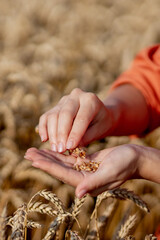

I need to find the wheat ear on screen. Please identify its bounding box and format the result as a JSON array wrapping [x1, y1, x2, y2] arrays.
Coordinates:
[[42, 217, 63, 240], [72, 195, 87, 218], [7, 218, 42, 229], [97, 188, 149, 213], [37, 189, 66, 214], [117, 213, 137, 239], [28, 201, 58, 217], [10, 203, 27, 240]]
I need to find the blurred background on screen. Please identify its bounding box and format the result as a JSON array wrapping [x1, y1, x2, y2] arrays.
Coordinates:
[[0, 0, 160, 239]]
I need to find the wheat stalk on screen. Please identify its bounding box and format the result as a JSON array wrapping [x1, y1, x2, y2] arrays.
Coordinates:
[[117, 213, 137, 239], [0, 206, 7, 240]]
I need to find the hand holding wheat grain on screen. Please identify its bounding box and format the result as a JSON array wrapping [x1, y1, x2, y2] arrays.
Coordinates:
[[24, 144, 141, 198], [25, 143, 160, 198]]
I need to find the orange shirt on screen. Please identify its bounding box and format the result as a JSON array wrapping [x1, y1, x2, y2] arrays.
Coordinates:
[[112, 44, 160, 133]]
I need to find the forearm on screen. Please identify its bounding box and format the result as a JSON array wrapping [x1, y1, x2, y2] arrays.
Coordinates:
[[103, 84, 149, 136]]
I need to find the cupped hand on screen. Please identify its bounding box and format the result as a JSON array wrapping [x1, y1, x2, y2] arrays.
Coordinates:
[[38, 88, 114, 153], [24, 144, 140, 198]]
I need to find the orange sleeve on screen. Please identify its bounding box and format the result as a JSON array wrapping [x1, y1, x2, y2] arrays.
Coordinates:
[[111, 44, 160, 133]]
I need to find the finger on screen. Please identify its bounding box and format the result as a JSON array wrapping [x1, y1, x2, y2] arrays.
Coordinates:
[[67, 94, 99, 149], [31, 159, 84, 187], [47, 109, 59, 151], [39, 114, 49, 142], [25, 148, 76, 165], [57, 98, 79, 152]]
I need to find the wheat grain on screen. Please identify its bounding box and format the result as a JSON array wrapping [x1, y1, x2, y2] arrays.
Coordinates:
[[117, 214, 137, 239]]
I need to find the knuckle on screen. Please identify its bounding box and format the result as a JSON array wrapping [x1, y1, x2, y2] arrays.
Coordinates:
[[60, 108, 71, 117], [85, 92, 97, 102], [59, 95, 68, 104], [39, 113, 47, 123], [71, 88, 82, 96]]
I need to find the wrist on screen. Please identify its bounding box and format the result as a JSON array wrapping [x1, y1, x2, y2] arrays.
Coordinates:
[[103, 98, 123, 136]]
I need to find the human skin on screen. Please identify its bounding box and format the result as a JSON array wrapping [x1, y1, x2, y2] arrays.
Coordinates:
[[24, 144, 160, 198], [25, 83, 154, 198], [38, 84, 149, 153]]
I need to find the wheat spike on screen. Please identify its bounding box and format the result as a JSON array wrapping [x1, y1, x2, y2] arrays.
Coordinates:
[[144, 234, 157, 240], [7, 217, 42, 229], [97, 188, 149, 213], [72, 195, 87, 218], [42, 217, 62, 240], [28, 201, 58, 217], [98, 200, 116, 234], [26, 220, 42, 229], [117, 213, 137, 239], [10, 203, 27, 240], [38, 189, 66, 214], [65, 230, 83, 240], [0, 206, 7, 240]]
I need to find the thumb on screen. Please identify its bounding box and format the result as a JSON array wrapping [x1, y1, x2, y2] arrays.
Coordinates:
[[75, 171, 106, 198]]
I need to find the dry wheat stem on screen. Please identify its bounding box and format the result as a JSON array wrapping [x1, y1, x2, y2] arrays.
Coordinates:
[[0, 206, 7, 240], [117, 213, 137, 239]]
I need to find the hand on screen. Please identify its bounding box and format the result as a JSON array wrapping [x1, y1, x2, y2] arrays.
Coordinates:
[[24, 144, 140, 198], [38, 88, 114, 153]]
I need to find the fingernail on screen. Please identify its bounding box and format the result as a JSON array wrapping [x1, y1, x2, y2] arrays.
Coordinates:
[[66, 140, 73, 149], [40, 135, 46, 142], [24, 155, 31, 161], [58, 142, 64, 153], [77, 189, 87, 198], [32, 162, 40, 168], [52, 143, 57, 152]]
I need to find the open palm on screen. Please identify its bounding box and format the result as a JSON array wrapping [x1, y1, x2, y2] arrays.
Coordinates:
[[25, 144, 139, 198]]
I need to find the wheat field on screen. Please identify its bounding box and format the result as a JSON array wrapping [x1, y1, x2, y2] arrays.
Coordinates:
[[0, 0, 160, 239]]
